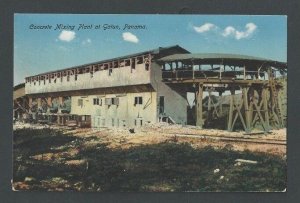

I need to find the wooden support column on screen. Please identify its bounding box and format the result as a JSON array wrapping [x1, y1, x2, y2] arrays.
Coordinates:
[[37, 98, 42, 108], [23, 98, 27, 112], [196, 83, 203, 128], [47, 97, 52, 107], [207, 88, 212, 122], [57, 115, 60, 124], [243, 87, 251, 133], [192, 60, 195, 79], [248, 88, 254, 129], [28, 97, 33, 108], [251, 88, 268, 132], [58, 96, 64, 105], [263, 87, 270, 130], [227, 88, 235, 131], [277, 92, 284, 127], [219, 91, 223, 115], [58, 96, 64, 114]]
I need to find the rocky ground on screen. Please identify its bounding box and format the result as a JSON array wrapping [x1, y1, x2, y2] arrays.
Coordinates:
[[13, 122, 286, 155]]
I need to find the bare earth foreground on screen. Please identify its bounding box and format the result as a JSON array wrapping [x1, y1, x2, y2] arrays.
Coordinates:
[[13, 122, 287, 192]]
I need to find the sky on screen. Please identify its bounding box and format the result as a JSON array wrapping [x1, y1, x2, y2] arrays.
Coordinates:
[[14, 14, 287, 85]]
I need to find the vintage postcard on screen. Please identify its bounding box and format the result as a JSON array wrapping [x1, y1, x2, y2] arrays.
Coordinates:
[[13, 14, 287, 192]]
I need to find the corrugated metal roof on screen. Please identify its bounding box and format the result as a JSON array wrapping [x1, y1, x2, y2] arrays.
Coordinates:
[[158, 53, 287, 69]]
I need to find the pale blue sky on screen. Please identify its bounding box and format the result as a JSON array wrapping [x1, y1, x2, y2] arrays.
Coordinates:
[[14, 14, 287, 85]]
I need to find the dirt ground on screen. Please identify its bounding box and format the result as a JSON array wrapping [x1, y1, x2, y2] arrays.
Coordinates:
[[12, 122, 287, 192], [14, 122, 286, 156]]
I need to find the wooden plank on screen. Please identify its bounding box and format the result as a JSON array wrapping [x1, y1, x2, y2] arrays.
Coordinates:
[[163, 78, 268, 85], [196, 83, 203, 127], [28, 97, 33, 108], [242, 87, 251, 132], [236, 101, 247, 132], [231, 109, 239, 131], [253, 101, 268, 131], [230, 92, 247, 132], [263, 88, 270, 130], [277, 93, 284, 127], [207, 89, 212, 121], [227, 89, 234, 131], [37, 98, 42, 108]]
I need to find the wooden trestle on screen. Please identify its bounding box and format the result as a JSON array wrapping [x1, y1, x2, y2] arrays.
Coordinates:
[[184, 80, 284, 132], [162, 67, 285, 133]]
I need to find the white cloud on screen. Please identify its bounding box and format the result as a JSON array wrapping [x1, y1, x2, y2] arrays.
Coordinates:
[[193, 22, 257, 40], [82, 38, 92, 45], [193, 23, 217, 33], [222, 26, 236, 37], [122, 32, 139, 43], [58, 30, 76, 42], [222, 23, 257, 40]]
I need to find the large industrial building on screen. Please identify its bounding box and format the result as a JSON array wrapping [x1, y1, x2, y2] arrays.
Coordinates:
[[15, 45, 287, 132], [22, 45, 189, 128]]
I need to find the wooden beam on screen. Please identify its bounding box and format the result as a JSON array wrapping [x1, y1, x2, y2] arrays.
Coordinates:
[[227, 89, 234, 131], [58, 96, 64, 105], [277, 90, 284, 127], [236, 102, 247, 132], [196, 83, 203, 128], [37, 98, 42, 108], [207, 88, 212, 122], [47, 97, 52, 107], [243, 87, 251, 133], [263, 87, 270, 130], [163, 78, 268, 85], [28, 97, 33, 108]]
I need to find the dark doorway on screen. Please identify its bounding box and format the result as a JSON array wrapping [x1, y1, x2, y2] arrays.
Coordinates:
[[159, 96, 164, 114]]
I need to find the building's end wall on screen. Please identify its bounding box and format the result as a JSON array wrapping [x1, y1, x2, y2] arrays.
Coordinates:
[[150, 62, 187, 125]]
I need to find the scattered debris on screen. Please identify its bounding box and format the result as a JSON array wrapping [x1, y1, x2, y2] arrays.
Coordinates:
[[13, 182, 30, 190], [235, 159, 258, 164], [214, 169, 220, 174], [234, 162, 242, 167], [65, 159, 88, 170], [24, 177, 36, 182]]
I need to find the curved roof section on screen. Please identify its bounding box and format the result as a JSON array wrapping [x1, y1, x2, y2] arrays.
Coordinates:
[[158, 53, 287, 69]]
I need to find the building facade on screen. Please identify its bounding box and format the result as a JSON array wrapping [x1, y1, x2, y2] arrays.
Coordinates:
[[24, 45, 190, 128]]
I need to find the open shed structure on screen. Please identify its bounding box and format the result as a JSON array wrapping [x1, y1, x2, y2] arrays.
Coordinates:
[[158, 53, 287, 133]]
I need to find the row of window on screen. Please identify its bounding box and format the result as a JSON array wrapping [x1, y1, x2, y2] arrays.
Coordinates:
[[27, 61, 150, 85], [78, 96, 144, 107], [30, 66, 150, 86], [32, 75, 73, 86], [94, 118, 144, 127]]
